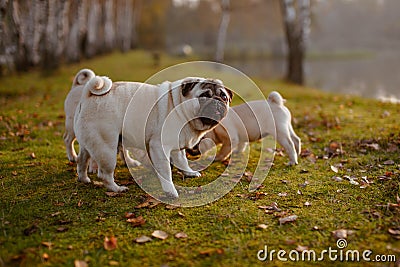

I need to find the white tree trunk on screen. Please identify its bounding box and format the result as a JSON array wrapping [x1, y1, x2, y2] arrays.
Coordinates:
[[103, 0, 115, 52], [86, 0, 101, 57], [215, 0, 230, 63]]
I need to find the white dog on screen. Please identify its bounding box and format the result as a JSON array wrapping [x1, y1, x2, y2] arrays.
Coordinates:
[[74, 76, 232, 196], [64, 69, 140, 172], [187, 91, 301, 165]]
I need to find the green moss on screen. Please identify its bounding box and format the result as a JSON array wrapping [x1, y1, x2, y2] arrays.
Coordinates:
[[0, 50, 399, 266]]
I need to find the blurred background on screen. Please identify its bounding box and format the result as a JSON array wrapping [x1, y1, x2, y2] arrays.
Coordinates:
[[1, 0, 399, 101]]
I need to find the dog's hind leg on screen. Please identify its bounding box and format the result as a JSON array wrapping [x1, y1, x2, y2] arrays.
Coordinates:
[[276, 133, 298, 165], [64, 130, 77, 162], [95, 143, 128, 193], [77, 147, 91, 183], [288, 124, 301, 155]]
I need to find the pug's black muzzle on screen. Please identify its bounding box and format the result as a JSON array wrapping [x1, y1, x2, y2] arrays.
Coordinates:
[[198, 97, 228, 126]]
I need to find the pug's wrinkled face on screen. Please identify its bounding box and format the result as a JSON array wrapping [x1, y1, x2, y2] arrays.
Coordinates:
[[181, 77, 233, 131]]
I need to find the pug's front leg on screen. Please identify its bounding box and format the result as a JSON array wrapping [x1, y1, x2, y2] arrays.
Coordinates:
[[170, 149, 201, 178], [148, 143, 179, 198]]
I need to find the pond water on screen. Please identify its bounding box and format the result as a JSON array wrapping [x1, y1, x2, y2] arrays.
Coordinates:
[[227, 51, 400, 102]]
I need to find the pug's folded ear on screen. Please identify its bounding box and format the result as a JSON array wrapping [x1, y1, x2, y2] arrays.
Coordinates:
[[181, 78, 201, 97], [224, 86, 234, 103]]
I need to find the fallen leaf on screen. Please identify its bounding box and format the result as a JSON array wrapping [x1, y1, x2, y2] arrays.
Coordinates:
[[41, 242, 53, 248], [152, 230, 168, 240], [304, 201, 311, 207], [296, 245, 309, 252], [243, 171, 253, 182], [56, 227, 68, 232], [124, 212, 136, 219], [126, 216, 146, 227], [105, 192, 120, 197], [330, 165, 339, 173], [200, 248, 224, 256], [175, 232, 188, 239], [104, 236, 117, 251], [278, 192, 288, 197], [30, 152, 36, 159], [332, 229, 355, 240], [135, 196, 161, 209], [349, 179, 359, 186], [74, 260, 88, 267], [109, 260, 119, 266], [383, 159, 395, 165], [279, 215, 298, 225], [257, 224, 268, 229], [388, 228, 400, 236], [366, 143, 380, 150], [42, 253, 50, 261], [135, 235, 152, 243], [332, 176, 343, 182]]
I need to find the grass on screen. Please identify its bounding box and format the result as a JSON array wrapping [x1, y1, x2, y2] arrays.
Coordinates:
[[0, 50, 399, 267]]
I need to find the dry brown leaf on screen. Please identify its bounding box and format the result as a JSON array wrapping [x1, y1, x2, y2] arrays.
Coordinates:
[[42, 253, 50, 261], [74, 260, 88, 267], [296, 245, 309, 252], [135, 196, 161, 209], [279, 215, 298, 225], [152, 230, 168, 240], [278, 192, 288, 197], [175, 232, 188, 239], [332, 229, 354, 240], [135, 235, 152, 243], [199, 248, 224, 256], [104, 236, 117, 251], [109, 260, 119, 266], [41, 241, 52, 248], [126, 216, 146, 227], [257, 224, 268, 229], [124, 212, 136, 219], [105, 192, 120, 197]]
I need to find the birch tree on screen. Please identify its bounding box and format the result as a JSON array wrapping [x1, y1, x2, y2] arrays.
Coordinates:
[[280, 0, 310, 85], [215, 0, 230, 63]]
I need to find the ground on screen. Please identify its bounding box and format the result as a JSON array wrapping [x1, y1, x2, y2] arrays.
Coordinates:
[[0, 51, 399, 267]]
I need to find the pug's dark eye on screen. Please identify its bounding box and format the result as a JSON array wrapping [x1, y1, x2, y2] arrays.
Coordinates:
[[200, 91, 212, 98], [221, 93, 228, 101]]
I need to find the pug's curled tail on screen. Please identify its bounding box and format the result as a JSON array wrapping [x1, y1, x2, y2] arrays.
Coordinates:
[[267, 91, 286, 106], [82, 76, 113, 98], [72, 69, 95, 87]]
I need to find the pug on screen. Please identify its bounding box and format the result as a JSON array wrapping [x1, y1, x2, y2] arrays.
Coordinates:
[[187, 91, 301, 165], [64, 69, 140, 172], [74, 76, 232, 197]]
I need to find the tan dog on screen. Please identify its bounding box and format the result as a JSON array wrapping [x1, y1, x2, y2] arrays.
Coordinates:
[[74, 76, 232, 196], [64, 69, 140, 172], [187, 91, 301, 165]]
